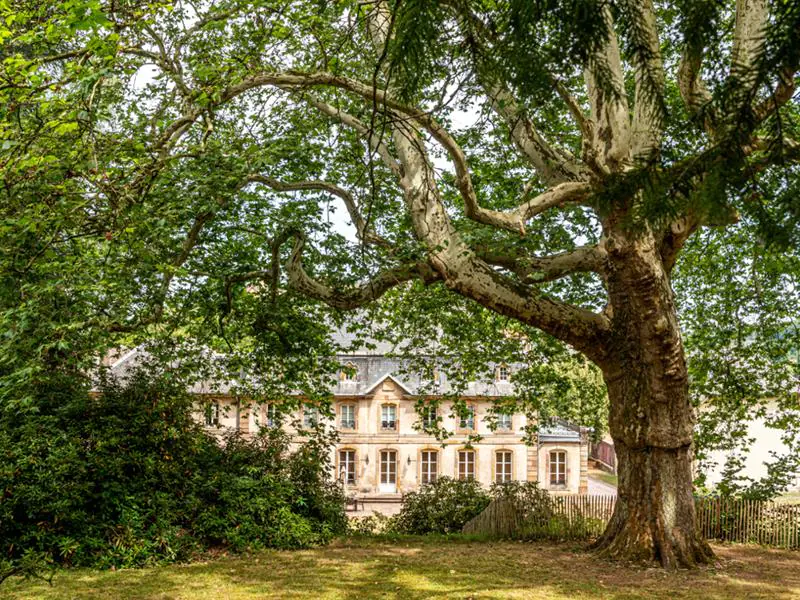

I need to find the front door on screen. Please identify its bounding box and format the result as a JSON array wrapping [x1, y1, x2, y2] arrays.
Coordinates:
[[379, 450, 397, 493]]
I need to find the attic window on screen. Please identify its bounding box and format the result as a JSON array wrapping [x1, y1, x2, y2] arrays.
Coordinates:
[[496, 364, 510, 382], [340, 362, 357, 382]]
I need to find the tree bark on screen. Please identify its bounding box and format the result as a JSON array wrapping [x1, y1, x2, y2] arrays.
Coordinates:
[[591, 226, 714, 568]]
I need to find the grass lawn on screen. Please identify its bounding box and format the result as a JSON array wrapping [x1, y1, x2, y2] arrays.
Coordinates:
[[777, 491, 800, 505], [3, 537, 799, 600], [589, 469, 619, 488]]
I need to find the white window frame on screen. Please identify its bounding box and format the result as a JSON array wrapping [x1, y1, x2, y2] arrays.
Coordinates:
[[458, 405, 475, 431], [549, 450, 568, 486], [381, 403, 398, 431], [339, 449, 357, 485], [265, 404, 278, 427], [457, 450, 475, 480], [497, 364, 509, 382], [340, 362, 358, 382], [303, 406, 319, 428], [340, 403, 356, 430], [495, 450, 513, 483], [422, 404, 438, 429], [420, 450, 438, 485], [497, 413, 513, 431], [204, 401, 220, 427]]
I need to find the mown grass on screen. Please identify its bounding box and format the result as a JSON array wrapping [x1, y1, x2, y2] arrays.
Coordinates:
[[3, 536, 799, 600]]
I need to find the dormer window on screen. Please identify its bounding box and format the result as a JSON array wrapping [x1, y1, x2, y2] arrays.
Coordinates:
[[496, 364, 510, 382], [340, 362, 357, 382]]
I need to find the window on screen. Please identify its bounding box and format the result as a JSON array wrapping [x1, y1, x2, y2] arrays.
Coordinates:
[[549, 450, 567, 486], [303, 406, 319, 428], [340, 404, 356, 430], [381, 404, 398, 431], [340, 362, 357, 382], [496, 450, 513, 483], [265, 404, 278, 427], [497, 413, 512, 431], [420, 450, 438, 485], [204, 401, 219, 426], [380, 450, 397, 489], [459, 405, 475, 431], [422, 404, 438, 429], [497, 364, 509, 382], [432, 366, 443, 388], [339, 449, 357, 485], [457, 450, 475, 480]]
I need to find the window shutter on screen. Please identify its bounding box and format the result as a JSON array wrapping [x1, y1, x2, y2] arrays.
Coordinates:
[[545, 453, 550, 483]]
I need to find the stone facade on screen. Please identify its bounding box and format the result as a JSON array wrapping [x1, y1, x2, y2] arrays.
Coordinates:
[[107, 346, 589, 498]]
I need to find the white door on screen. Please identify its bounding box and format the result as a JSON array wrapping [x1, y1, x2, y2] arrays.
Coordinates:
[[379, 450, 397, 493]]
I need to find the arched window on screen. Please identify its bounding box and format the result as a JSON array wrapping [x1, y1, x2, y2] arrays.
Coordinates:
[[495, 450, 513, 483], [549, 450, 567, 486], [340, 362, 358, 382]]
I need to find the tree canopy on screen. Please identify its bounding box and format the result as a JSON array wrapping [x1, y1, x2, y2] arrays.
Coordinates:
[[1, 0, 799, 566]]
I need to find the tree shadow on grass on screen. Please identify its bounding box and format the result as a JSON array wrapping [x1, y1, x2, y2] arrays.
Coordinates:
[[3, 540, 798, 600]]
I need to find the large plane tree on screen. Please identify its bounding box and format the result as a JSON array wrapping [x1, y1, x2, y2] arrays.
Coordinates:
[[2, 0, 799, 567]]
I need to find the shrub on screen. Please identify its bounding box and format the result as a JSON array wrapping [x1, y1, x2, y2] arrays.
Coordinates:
[[392, 477, 491, 534], [0, 369, 346, 573]]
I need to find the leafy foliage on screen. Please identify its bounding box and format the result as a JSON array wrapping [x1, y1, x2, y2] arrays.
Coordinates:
[[0, 368, 347, 573], [391, 477, 491, 535]]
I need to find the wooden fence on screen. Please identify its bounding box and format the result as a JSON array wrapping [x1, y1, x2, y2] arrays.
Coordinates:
[[463, 495, 800, 549], [697, 497, 800, 549]]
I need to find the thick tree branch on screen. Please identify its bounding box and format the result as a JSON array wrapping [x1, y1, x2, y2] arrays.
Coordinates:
[[731, 0, 768, 86], [464, 181, 593, 234], [477, 245, 607, 284], [285, 232, 439, 310], [357, 2, 612, 363], [678, 49, 715, 133], [584, 5, 631, 172], [442, 0, 590, 184], [625, 0, 666, 160]]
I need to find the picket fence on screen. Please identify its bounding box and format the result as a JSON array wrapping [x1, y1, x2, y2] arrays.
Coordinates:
[[463, 495, 800, 549]]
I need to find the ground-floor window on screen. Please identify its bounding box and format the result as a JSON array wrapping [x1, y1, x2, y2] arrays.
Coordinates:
[[420, 450, 438, 485], [339, 449, 356, 485], [204, 401, 220, 426], [380, 450, 397, 491], [495, 450, 512, 483], [549, 450, 567, 486], [457, 450, 475, 480], [265, 403, 278, 427]]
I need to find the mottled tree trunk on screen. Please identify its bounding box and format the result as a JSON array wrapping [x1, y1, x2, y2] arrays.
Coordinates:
[[592, 228, 715, 568]]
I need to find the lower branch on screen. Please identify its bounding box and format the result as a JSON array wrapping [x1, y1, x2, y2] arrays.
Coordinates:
[[285, 232, 440, 309]]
